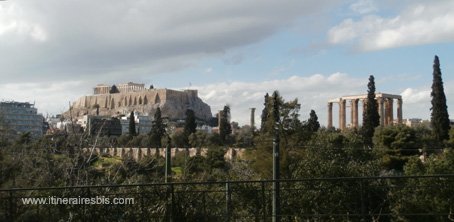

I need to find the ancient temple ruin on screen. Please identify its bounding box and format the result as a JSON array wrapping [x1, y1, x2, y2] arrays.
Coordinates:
[[328, 93, 402, 130], [66, 82, 212, 122]]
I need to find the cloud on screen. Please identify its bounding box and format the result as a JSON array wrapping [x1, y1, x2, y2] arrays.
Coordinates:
[[399, 87, 431, 120], [0, 3, 47, 42], [3, 74, 452, 128], [193, 73, 366, 126], [401, 88, 430, 104], [400, 79, 454, 120], [0, 0, 340, 84], [0, 81, 89, 116], [329, 1, 454, 51], [196, 75, 454, 127], [0, 73, 364, 126]]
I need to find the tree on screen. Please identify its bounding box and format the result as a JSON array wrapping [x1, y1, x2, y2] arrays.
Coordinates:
[[252, 91, 297, 178], [430, 55, 450, 142], [149, 107, 166, 147], [288, 129, 382, 220], [129, 111, 136, 136], [184, 109, 197, 146], [170, 131, 186, 148], [306, 110, 320, 132], [219, 105, 232, 145], [189, 131, 208, 148], [373, 125, 420, 171], [234, 125, 254, 147], [362, 75, 380, 146], [260, 93, 270, 132], [399, 150, 454, 221], [109, 85, 120, 94], [260, 92, 289, 135], [298, 110, 320, 143], [0, 113, 11, 146], [206, 148, 227, 171]]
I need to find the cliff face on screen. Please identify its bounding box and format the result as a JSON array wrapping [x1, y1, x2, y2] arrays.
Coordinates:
[[65, 89, 212, 121]]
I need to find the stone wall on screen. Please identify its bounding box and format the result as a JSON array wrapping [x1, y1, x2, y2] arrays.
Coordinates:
[[83, 147, 246, 161]]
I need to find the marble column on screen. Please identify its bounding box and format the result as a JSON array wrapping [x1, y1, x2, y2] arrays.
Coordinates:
[[378, 97, 384, 126], [384, 99, 389, 126], [351, 99, 359, 128], [388, 98, 394, 125], [339, 99, 346, 130], [328, 102, 333, 128]]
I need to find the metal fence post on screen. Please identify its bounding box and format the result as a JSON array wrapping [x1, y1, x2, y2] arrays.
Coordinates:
[[166, 183, 174, 222], [360, 180, 366, 222], [225, 182, 231, 222], [272, 91, 281, 222], [262, 181, 266, 221], [8, 190, 15, 221], [165, 136, 172, 183], [272, 127, 280, 222], [171, 184, 175, 222], [203, 191, 207, 222]]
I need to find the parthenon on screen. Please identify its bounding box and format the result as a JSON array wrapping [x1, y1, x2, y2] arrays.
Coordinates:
[[328, 93, 402, 130], [94, 82, 145, 94]]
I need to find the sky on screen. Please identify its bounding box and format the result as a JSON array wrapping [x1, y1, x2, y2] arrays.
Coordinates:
[[1, 0, 454, 127]]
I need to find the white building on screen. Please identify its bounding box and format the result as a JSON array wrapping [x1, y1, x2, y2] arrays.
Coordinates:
[[46, 114, 71, 131], [403, 118, 431, 128], [197, 125, 213, 134], [120, 112, 153, 135]]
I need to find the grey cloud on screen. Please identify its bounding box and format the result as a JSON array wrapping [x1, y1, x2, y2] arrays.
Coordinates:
[[0, 0, 341, 84]]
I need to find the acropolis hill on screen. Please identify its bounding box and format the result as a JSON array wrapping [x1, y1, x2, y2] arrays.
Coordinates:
[[65, 82, 212, 121]]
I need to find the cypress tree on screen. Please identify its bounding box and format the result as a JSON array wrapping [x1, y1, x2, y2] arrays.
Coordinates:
[[184, 109, 197, 145], [272, 91, 281, 126], [109, 85, 120, 94], [259, 91, 284, 135], [150, 107, 166, 147], [129, 111, 136, 136], [362, 75, 380, 146], [261, 93, 270, 132], [307, 110, 320, 132], [184, 109, 197, 135], [219, 105, 232, 144], [430, 55, 450, 141]]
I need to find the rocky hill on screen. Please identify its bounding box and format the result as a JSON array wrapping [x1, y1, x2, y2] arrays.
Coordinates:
[[65, 87, 212, 121]]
